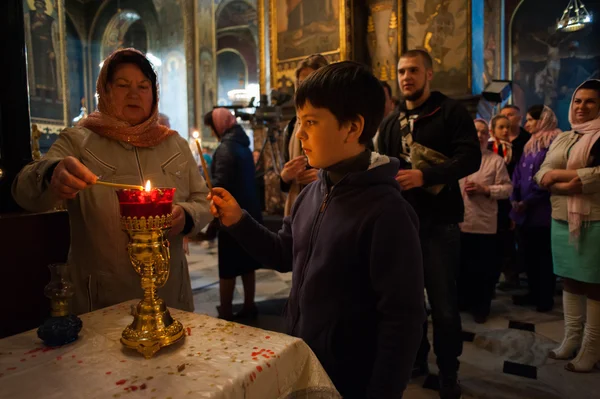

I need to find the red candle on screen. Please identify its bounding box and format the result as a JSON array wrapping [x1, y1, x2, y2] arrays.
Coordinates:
[[116, 186, 175, 219]]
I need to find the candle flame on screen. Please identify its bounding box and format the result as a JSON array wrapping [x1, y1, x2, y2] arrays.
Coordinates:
[[145, 180, 152, 191], [192, 131, 199, 139]]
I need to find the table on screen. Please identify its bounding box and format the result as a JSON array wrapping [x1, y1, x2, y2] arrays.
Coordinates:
[[0, 300, 340, 399]]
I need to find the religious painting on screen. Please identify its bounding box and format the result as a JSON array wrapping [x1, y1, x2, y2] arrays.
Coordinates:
[[101, 11, 147, 60], [23, 0, 68, 126], [199, 49, 217, 138], [511, 0, 600, 132], [270, 0, 347, 86], [405, 0, 470, 95], [195, 0, 217, 141], [160, 51, 188, 139]]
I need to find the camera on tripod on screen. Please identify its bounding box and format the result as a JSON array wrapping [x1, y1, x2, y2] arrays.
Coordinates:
[[221, 92, 295, 133], [215, 91, 295, 174]]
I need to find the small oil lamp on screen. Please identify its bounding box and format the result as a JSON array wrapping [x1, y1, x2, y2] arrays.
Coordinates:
[[37, 263, 83, 347]]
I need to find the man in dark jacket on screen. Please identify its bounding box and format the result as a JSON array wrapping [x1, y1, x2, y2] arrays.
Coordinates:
[[378, 49, 481, 399], [210, 62, 425, 398], [500, 105, 530, 168]]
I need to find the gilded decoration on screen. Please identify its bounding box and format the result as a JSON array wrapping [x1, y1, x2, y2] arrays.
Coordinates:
[[367, 1, 398, 91]]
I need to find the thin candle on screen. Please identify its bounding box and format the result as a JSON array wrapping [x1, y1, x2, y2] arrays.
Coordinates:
[[96, 180, 144, 190], [194, 135, 213, 192]]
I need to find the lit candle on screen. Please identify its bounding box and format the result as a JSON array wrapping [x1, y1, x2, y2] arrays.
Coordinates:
[[193, 131, 213, 192], [116, 180, 176, 219]]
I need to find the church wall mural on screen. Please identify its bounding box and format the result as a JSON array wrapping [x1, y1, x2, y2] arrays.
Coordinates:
[[405, 0, 471, 95], [510, 0, 600, 132], [269, 0, 347, 89], [196, 0, 217, 141], [23, 0, 69, 127], [156, 0, 189, 139], [65, 16, 85, 127]]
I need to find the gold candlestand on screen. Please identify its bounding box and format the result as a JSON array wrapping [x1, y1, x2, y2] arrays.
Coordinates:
[[119, 215, 184, 358]]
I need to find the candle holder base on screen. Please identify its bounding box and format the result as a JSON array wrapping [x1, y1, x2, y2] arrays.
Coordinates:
[[121, 298, 184, 359]]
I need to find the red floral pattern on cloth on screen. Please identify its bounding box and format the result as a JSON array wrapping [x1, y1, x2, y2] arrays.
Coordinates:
[[0, 300, 339, 398]]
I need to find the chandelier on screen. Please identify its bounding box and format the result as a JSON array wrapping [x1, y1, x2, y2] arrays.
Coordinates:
[[557, 0, 593, 32]]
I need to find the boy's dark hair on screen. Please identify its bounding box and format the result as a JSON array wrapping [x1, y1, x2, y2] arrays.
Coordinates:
[[380, 80, 392, 97], [295, 54, 329, 82], [400, 49, 433, 70], [106, 50, 158, 108], [577, 79, 600, 97], [527, 104, 544, 120], [203, 110, 216, 133], [295, 61, 385, 145]]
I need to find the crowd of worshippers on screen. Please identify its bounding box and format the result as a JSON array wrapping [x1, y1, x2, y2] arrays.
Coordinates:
[[272, 50, 600, 398], [12, 47, 600, 399]]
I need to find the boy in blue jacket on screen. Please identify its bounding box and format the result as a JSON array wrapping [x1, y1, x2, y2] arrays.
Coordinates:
[[209, 62, 425, 398]]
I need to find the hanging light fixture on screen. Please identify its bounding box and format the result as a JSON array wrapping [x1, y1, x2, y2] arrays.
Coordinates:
[[557, 0, 593, 32]]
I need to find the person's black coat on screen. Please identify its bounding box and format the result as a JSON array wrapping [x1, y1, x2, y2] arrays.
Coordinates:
[[212, 124, 262, 222], [212, 125, 263, 278]]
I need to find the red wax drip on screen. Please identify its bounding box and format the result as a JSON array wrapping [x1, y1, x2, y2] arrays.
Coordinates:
[[116, 188, 175, 218]]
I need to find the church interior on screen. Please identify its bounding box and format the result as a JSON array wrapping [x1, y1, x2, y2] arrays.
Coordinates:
[[1, 0, 600, 398]]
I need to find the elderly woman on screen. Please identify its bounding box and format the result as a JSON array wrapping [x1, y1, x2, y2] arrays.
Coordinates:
[[511, 105, 561, 312], [204, 108, 263, 321], [13, 49, 211, 314], [536, 79, 600, 372], [458, 119, 512, 323], [280, 53, 329, 216]]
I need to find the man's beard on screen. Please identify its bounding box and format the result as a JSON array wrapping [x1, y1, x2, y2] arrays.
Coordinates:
[[403, 85, 426, 102]]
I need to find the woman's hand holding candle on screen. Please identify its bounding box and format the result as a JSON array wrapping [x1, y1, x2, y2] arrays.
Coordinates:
[[208, 187, 242, 227], [51, 156, 97, 199]]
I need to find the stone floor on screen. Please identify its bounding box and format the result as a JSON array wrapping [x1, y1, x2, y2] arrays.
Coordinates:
[[187, 241, 600, 399]]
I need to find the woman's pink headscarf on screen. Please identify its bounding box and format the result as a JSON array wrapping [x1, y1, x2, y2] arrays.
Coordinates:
[[523, 106, 561, 156], [79, 48, 177, 147], [566, 79, 600, 241], [211, 108, 236, 136]]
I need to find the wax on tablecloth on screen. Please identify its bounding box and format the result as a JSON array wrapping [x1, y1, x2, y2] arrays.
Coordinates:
[[0, 300, 340, 399]]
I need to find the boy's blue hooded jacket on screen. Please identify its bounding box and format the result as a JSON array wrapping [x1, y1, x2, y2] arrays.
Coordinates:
[[226, 153, 425, 398]]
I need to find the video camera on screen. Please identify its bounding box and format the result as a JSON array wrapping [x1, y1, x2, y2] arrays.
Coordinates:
[[219, 91, 295, 130]]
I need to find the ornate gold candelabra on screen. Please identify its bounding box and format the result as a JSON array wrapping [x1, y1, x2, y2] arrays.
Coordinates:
[[117, 187, 184, 358]]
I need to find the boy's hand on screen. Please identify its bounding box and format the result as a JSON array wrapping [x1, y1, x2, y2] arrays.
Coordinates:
[[208, 188, 243, 227]]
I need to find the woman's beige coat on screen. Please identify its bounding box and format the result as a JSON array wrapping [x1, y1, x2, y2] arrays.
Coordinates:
[[13, 127, 212, 314]]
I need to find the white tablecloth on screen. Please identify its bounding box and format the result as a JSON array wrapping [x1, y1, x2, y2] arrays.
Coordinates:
[[0, 300, 339, 399]]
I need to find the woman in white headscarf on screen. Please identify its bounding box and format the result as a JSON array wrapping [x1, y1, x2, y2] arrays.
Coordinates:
[[536, 79, 600, 372]]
